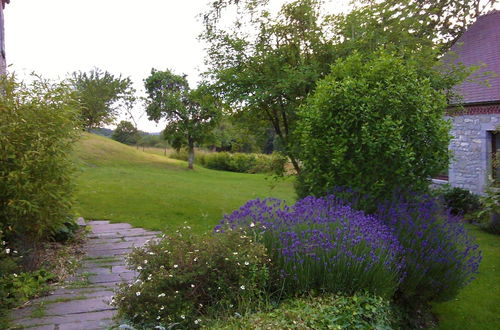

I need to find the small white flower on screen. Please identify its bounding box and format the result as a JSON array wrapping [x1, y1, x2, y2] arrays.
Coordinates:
[[137, 266, 143, 270], [143, 259, 148, 264], [136, 291, 141, 296], [173, 264, 178, 268], [148, 252, 155, 255], [160, 306, 165, 310], [193, 257, 198, 262], [233, 252, 238, 255], [244, 261, 249, 266], [13, 273, 17, 278], [158, 293, 166, 298], [5, 248, 10, 254], [168, 274, 173, 277], [175, 290, 179, 294], [240, 285, 245, 290], [194, 319, 200, 325], [160, 265, 165, 269], [180, 315, 185, 320], [191, 284, 195, 288], [148, 274, 153, 280], [157, 316, 161, 320], [250, 222, 255, 227], [13, 250, 17, 254]]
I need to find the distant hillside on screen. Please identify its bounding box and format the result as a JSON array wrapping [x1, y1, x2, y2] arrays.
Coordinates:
[[89, 127, 114, 138]]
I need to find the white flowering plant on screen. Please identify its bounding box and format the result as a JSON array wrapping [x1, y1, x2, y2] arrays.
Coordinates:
[[113, 228, 271, 328]]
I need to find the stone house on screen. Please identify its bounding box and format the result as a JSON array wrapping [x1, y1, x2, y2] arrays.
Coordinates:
[[436, 10, 500, 195]]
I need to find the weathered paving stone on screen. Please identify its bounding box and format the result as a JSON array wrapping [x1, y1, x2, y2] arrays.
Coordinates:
[[14, 310, 115, 328], [11, 221, 161, 329]]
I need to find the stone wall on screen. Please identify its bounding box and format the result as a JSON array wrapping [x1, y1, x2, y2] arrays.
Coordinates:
[[448, 113, 499, 194]]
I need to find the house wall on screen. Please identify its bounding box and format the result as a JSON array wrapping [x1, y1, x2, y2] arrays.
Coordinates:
[[448, 113, 499, 194]]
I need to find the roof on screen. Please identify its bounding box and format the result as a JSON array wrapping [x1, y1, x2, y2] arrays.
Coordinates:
[[449, 10, 500, 104]]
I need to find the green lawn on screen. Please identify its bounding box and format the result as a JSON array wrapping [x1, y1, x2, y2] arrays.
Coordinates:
[[74, 133, 295, 233], [432, 224, 500, 330], [74, 133, 499, 328]]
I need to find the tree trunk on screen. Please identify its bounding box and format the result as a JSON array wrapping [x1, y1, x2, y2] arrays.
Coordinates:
[[187, 143, 195, 170], [289, 154, 301, 175]]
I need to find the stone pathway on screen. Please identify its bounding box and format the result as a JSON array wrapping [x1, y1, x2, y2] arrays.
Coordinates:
[[10, 221, 161, 330]]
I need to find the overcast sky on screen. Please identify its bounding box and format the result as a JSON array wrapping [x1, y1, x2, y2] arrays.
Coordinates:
[[4, 0, 498, 132]]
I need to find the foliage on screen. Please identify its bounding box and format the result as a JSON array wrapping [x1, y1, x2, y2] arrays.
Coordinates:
[[170, 150, 287, 175], [435, 185, 482, 216], [216, 196, 404, 298], [376, 194, 482, 304], [201, 0, 337, 174], [112, 120, 140, 145], [205, 293, 399, 329], [113, 229, 271, 328], [69, 68, 135, 130], [297, 51, 451, 205], [144, 69, 220, 169], [0, 75, 80, 253], [477, 186, 500, 234]]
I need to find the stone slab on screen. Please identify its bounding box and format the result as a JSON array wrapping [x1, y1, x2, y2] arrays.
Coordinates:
[[86, 220, 110, 225], [85, 247, 133, 258], [14, 310, 115, 327], [84, 241, 141, 251], [90, 223, 133, 233], [88, 272, 135, 284], [12, 297, 114, 319]]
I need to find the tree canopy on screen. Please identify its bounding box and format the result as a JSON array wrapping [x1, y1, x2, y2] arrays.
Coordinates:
[[69, 68, 135, 130], [144, 69, 220, 169], [112, 120, 140, 145]]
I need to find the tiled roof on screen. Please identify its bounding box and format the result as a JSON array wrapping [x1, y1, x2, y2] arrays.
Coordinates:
[[449, 10, 500, 104]]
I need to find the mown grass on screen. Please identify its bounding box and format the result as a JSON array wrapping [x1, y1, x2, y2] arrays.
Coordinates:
[[73, 133, 295, 234], [433, 224, 500, 330]]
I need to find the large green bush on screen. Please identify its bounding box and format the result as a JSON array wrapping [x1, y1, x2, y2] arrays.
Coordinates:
[[113, 229, 271, 328], [0, 76, 80, 252], [297, 51, 451, 205]]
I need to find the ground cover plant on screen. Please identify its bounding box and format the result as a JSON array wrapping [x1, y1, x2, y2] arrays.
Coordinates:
[[205, 293, 398, 329]]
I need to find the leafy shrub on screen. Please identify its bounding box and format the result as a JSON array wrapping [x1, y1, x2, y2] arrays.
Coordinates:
[[477, 186, 500, 234], [170, 150, 286, 174], [0, 75, 80, 252], [376, 194, 482, 303], [436, 186, 481, 216], [205, 293, 399, 329], [113, 229, 270, 328], [297, 51, 450, 206], [216, 196, 404, 298]]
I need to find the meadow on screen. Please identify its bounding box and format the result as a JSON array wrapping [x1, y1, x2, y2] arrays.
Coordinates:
[[74, 133, 499, 329]]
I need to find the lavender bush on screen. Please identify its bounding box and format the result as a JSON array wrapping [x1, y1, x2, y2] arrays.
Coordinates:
[[216, 196, 405, 298], [376, 194, 482, 303]]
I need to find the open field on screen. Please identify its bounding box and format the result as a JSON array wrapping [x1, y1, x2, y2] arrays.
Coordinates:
[[73, 133, 295, 234]]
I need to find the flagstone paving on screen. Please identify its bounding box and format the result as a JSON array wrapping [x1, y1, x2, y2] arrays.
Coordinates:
[[10, 220, 161, 330]]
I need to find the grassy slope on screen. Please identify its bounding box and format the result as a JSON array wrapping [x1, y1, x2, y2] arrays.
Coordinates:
[[433, 224, 500, 330], [73, 133, 295, 233]]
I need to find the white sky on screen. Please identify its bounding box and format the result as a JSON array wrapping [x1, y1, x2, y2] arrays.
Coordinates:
[[5, 0, 498, 132]]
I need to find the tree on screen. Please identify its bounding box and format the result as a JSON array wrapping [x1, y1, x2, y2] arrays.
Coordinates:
[[201, 0, 337, 174], [296, 51, 451, 206], [69, 68, 135, 130], [112, 120, 140, 145], [144, 69, 220, 169]]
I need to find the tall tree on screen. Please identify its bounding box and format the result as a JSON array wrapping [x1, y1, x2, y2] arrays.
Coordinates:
[[112, 120, 140, 145], [144, 69, 220, 169], [69, 68, 136, 130], [201, 0, 336, 174]]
